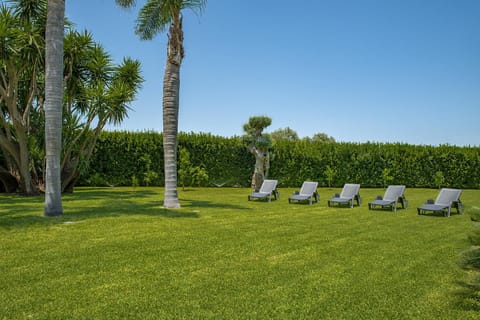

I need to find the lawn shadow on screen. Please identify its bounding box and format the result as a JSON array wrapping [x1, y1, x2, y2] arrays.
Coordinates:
[[180, 198, 252, 211], [0, 194, 51, 229], [64, 187, 159, 201], [64, 199, 200, 220], [0, 189, 200, 230], [0, 206, 200, 230], [1, 188, 255, 230]]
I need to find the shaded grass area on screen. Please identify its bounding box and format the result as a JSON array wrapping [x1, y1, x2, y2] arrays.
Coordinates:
[[0, 187, 479, 319]]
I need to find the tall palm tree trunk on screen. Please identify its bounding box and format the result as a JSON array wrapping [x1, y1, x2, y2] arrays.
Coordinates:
[[162, 18, 184, 209], [162, 61, 181, 208], [44, 0, 64, 216]]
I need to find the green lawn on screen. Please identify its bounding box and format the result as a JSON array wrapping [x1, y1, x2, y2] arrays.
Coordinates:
[[1, 187, 479, 319]]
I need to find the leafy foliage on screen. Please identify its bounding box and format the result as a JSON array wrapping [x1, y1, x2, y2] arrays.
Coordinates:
[[178, 146, 208, 189], [382, 168, 394, 188], [82, 131, 252, 187], [81, 132, 480, 189], [242, 116, 272, 149], [310, 132, 336, 143], [325, 165, 336, 188], [433, 171, 445, 189], [0, 1, 142, 194], [270, 127, 299, 143]]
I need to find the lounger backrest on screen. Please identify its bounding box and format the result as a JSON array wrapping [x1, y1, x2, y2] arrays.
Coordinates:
[[435, 188, 461, 205], [383, 185, 405, 202], [340, 184, 360, 199], [259, 179, 278, 193], [299, 181, 318, 196]]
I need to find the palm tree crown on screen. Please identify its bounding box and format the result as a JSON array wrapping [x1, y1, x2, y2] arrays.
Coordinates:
[[116, 0, 206, 40]]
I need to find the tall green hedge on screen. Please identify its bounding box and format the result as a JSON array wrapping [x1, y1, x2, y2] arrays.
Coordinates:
[[81, 131, 480, 189], [81, 131, 253, 187], [176, 132, 253, 187], [269, 141, 480, 188], [80, 131, 164, 186]]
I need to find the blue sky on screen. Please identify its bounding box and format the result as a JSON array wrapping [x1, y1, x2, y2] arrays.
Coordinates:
[[66, 0, 480, 146]]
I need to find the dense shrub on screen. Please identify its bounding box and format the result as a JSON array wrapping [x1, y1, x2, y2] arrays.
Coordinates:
[[81, 131, 253, 187], [80, 131, 164, 186], [78, 131, 480, 188], [270, 141, 480, 188]]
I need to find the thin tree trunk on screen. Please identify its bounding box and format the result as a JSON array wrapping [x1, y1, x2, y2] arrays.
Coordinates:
[[249, 147, 269, 192], [15, 125, 35, 195], [162, 61, 181, 208], [44, 0, 64, 216], [1, 75, 36, 195]]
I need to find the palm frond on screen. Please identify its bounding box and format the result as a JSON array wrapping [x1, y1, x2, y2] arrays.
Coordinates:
[[181, 0, 207, 13], [135, 1, 169, 40], [135, 0, 206, 40], [115, 0, 136, 8]]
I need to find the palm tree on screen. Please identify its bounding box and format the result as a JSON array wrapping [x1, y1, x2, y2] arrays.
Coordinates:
[[44, 0, 64, 216], [116, 0, 207, 208]]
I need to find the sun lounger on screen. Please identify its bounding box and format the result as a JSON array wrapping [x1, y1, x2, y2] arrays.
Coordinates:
[[417, 188, 464, 217], [328, 183, 361, 208], [368, 185, 407, 212], [248, 179, 279, 202], [288, 181, 319, 205]]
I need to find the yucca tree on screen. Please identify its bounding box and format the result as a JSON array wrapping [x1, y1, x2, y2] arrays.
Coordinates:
[[61, 32, 143, 192], [116, 0, 207, 208], [0, 0, 45, 195], [44, 0, 65, 216]]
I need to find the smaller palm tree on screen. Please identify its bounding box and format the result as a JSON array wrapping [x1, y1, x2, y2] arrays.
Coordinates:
[[116, 0, 207, 208]]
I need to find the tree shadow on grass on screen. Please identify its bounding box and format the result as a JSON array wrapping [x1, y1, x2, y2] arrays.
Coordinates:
[[0, 188, 255, 230], [64, 187, 159, 201], [0, 189, 201, 230], [0, 194, 47, 229], [180, 198, 252, 211], [0, 206, 200, 230]]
